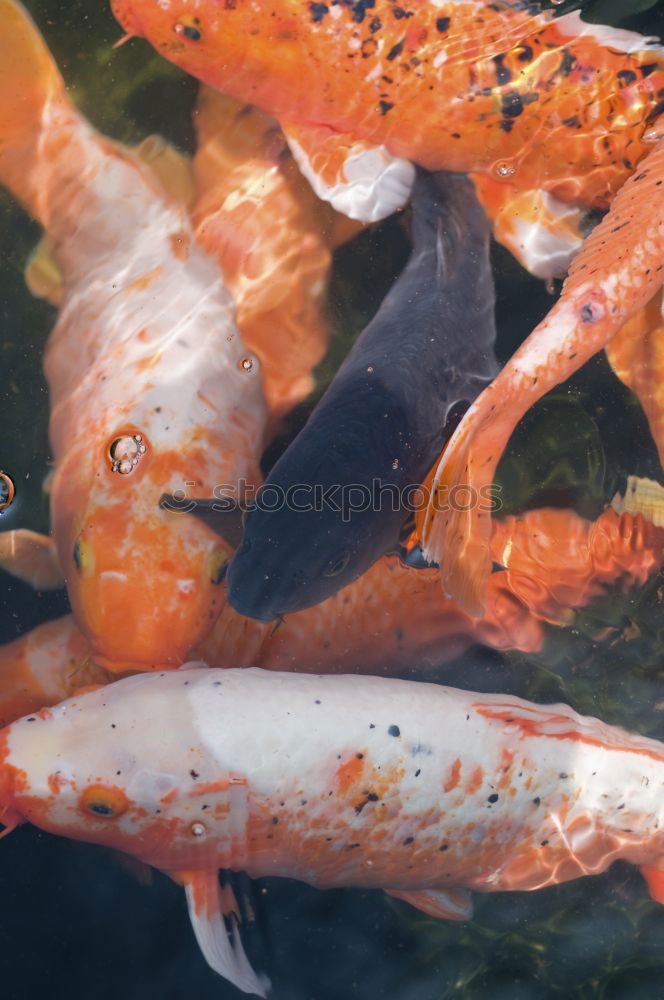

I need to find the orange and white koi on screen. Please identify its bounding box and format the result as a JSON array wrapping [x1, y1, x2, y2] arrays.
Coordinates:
[[2, 505, 661, 724], [0, 0, 266, 670], [5, 666, 664, 993], [192, 87, 346, 425], [0, 617, 111, 730], [111, 1, 664, 268]]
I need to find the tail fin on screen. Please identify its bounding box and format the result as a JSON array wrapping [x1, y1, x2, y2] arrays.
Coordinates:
[[0, 0, 69, 214]]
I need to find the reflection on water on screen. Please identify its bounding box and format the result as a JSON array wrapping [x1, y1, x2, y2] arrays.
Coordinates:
[[1, 0, 664, 997]]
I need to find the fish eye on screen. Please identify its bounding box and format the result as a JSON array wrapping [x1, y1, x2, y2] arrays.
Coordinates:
[[323, 550, 351, 578], [80, 784, 129, 819], [72, 535, 94, 575], [208, 548, 229, 585]]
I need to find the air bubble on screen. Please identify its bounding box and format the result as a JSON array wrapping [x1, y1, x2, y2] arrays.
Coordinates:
[[240, 357, 254, 372], [0, 471, 15, 512], [109, 433, 148, 474], [191, 822, 206, 837], [494, 160, 516, 178]]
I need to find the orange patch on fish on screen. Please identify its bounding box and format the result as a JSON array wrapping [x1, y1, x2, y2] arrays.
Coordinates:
[[443, 758, 461, 793]]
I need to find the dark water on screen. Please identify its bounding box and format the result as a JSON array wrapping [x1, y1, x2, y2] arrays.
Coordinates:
[[2, 1, 664, 997]]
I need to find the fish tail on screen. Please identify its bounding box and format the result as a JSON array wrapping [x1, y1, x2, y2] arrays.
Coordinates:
[[0, 0, 72, 216]]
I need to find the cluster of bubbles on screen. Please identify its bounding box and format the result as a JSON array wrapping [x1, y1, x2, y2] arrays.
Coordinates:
[[108, 434, 147, 475]]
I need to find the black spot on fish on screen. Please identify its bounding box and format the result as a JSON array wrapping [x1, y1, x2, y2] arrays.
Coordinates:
[[190, 769, 199, 779], [183, 24, 201, 41], [559, 49, 577, 77], [393, 6, 413, 17], [386, 39, 404, 61], [641, 63, 658, 78], [379, 100, 394, 115], [501, 90, 523, 118], [562, 115, 581, 128], [271, 816, 279, 825], [533, 797, 541, 806], [309, 2, 329, 20], [517, 44, 533, 63], [617, 69, 637, 87], [369, 15, 381, 31], [499, 120, 514, 133], [388, 724, 401, 737], [488, 793, 499, 803], [493, 54, 512, 86], [436, 16, 450, 32], [559, 772, 569, 779], [403, 836, 414, 845]]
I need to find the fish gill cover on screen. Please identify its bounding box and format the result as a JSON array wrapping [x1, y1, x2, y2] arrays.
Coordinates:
[[1, 0, 664, 998]]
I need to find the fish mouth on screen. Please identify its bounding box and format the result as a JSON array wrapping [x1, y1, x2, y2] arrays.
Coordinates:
[[226, 590, 282, 623]]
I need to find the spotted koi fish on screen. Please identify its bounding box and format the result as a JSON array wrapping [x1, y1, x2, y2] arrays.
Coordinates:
[[111, 0, 664, 271], [0, 0, 266, 670], [5, 664, 664, 993], [2, 505, 661, 724]]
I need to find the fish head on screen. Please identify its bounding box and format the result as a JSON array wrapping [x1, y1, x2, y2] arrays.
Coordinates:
[[51, 431, 234, 673], [227, 489, 392, 620], [0, 670, 240, 871], [111, 0, 237, 82]]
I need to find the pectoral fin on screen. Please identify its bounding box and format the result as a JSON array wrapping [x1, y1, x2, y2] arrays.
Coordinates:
[[385, 887, 473, 921], [281, 120, 415, 223], [641, 861, 664, 904], [160, 495, 245, 551], [471, 174, 586, 281], [0, 529, 64, 589], [179, 869, 269, 997]]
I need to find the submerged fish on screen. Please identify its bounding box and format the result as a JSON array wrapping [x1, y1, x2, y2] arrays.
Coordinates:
[[0, 0, 266, 669], [196, 170, 497, 620], [191, 87, 346, 426], [5, 667, 664, 993], [3, 505, 661, 723], [111, 1, 664, 220], [419, 128, 664, 615]]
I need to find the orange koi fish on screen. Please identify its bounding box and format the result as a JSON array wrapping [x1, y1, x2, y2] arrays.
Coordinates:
[[419, 129, 664, 615], [0, 0, 266, 670], [192, 87, 345, 425], [111, 2, 664, 231], [5, 666, 664, 993], [2, 505, 661, 724]]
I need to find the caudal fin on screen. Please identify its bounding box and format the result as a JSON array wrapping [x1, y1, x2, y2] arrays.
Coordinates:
[[0, 0, 69, 213]]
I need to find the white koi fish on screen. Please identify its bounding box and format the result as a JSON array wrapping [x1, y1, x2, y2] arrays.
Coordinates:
[[3, 667, 664, 993]]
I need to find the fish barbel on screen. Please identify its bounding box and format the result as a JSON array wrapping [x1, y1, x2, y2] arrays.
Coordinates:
[[0, 0, 266, 669]]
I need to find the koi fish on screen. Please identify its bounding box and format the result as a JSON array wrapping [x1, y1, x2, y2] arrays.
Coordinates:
[[0, 0, 266, 670], [3, 505, 661, 726], [5, 666, 664, 994], [192, 170, 497, 619], [418, 126, 664, 615], [111, 1, 664, 239], [0, 616, 111, 730], [191, 87, 345, 427]]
